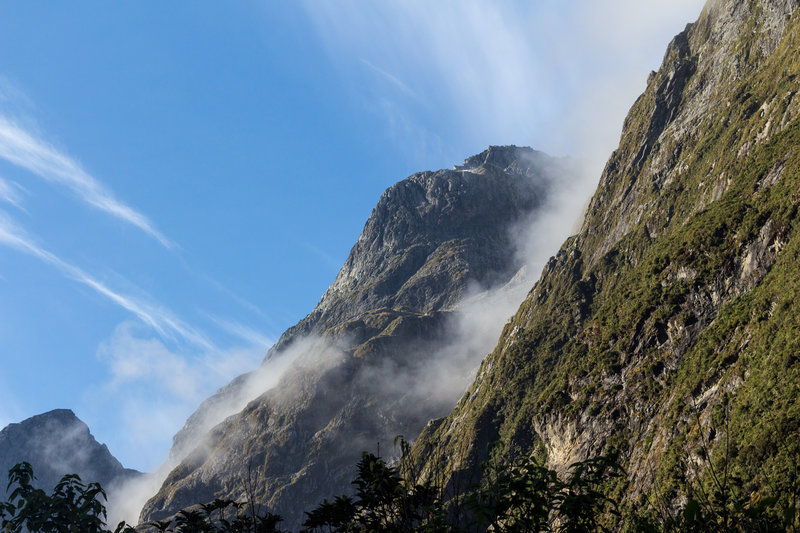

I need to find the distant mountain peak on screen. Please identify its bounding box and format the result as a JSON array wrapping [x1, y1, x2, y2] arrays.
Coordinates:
[[0, 410, 140, 499], [13, 408, 81, 425]]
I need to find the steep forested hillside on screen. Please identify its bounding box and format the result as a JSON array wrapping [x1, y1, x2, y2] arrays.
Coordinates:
[[414, 0, 800, 519]]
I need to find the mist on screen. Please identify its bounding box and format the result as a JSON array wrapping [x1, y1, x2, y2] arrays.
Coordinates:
[[108, 142, 634, 527], [100, 325, 307, 525], [104, 335, 310, 525]]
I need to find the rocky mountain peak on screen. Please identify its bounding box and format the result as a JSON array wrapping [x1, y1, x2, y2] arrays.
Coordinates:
[[581, 0, 799, 267], [266, 146, 568, 355], [454, 145, 548, 175], [142, 147, 578, 529], [4, 408, 82, 431]]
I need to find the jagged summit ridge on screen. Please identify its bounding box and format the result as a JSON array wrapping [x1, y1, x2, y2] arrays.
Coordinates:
[[454, 145, 550, 174]]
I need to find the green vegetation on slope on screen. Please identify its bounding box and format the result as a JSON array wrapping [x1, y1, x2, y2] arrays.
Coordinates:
[[410, 0, 800, 522]]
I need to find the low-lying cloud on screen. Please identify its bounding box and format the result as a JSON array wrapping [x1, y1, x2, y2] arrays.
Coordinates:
[[95, 322, 278, 463], [348, 155, 596, 444], [104, 330, 303, 525]]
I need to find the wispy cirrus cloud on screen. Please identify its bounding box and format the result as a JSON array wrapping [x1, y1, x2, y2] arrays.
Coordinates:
[[359, 59, 417, 99], [197, 273, 279, 328], [0, 377, 23, 431], [0, 211, 210, 349], [99, 322, 287, 523], [201, 312, 275, 349], [98, 323, 260, 404], [0, 116, 174, 249], [0, 176, 25, 211]]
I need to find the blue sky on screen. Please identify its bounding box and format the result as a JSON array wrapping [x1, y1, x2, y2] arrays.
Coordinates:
[[0, 1, 704, 472]]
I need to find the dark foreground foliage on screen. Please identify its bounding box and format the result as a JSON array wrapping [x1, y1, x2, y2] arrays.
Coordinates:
[[301, 437, 800, 532], [0, 461, 284, 533], [0, 461, 134, 533], [2, 436, 798, 532], [300, 447, 623, 532]]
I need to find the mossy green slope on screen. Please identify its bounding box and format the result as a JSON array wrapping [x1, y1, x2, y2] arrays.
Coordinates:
[[416, 0, 800, 514]]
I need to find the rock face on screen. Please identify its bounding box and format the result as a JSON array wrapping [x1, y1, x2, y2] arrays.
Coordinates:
[[142, 146, 575, 528], [415, 0, 800, 515], [0, 409, 140, 499]]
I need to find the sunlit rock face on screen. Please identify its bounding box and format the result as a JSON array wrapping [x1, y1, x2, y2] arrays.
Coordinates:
[[0, 409, 140, 499], [141, 145, 578, 530], [413, 0, 800, 517]]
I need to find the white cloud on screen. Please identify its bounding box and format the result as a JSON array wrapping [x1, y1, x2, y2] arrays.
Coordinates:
[[359, 59, 417, 99], [299, 241, 345, 272], [0, 77, 36, 112], [0, 116, 174, 249], [0, 381, 23, 431], [200, 274, 276, 326], [0, 176, 25, 211], [0, 212, 211, 349], [93, 321, 268, 471]]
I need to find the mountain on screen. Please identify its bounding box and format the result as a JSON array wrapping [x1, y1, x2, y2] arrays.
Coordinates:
[[141, 146, 578, 528], [0, 409, 140, 499], [413, 0, 800, 516]]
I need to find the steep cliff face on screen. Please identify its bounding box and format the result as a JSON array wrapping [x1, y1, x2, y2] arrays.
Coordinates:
[[142, 146, 575, 528], [416, 0, 800, 512], [0, 410, 140, 499]]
